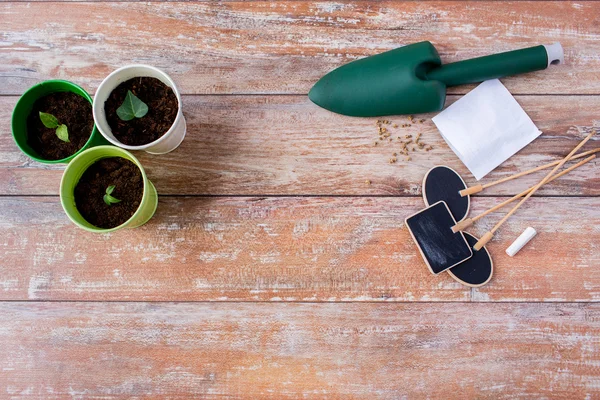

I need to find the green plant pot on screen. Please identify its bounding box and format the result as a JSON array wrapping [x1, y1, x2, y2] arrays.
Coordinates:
[[60, 146, 158, 232], [11, 79, 108, 164]]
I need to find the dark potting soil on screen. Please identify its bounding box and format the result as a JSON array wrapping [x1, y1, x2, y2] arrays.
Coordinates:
[[74, 157, 144, 229], [26, 92, 94, 160], [104, 77, 178, 146]]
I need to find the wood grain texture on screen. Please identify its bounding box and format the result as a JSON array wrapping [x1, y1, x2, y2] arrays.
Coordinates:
[[1, 302, 599, 399], [2, 1, 600, 396], [1, 95, 599, 196], [1, 196, 598, 302], [1, 2, 599, 95]]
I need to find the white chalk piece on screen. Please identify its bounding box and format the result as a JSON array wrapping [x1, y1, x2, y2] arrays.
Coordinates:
[[506, 227, 537, 257]]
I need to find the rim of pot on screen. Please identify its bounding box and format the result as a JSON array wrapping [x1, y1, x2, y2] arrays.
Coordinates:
[[92, 64, 183, 150], [11, 79, 99, 164], [60, 145, 152, 233]]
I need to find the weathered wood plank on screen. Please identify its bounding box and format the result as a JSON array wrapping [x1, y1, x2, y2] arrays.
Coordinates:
[[1, 302, 599, 398], [1, 95, 599, 196], [0, 196, 598, 301], [1, 2, 599, 95]]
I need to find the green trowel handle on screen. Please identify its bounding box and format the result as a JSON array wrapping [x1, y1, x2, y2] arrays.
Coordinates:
[[427, 45, 550, 87]]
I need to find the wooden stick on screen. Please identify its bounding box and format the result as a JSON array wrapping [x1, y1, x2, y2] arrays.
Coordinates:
[[459, 148, 600, 197], [473, 131, 595, 251], [452, 155, 596, 232]]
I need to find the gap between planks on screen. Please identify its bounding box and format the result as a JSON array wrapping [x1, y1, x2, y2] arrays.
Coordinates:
[[0, 299, 597, 304], [0, 194, 597, 198]]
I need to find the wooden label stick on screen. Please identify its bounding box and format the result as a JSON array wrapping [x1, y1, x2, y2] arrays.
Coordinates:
[[459, 148, 600, 197], [452, 154, 595, 233], [473, 131, 595, 250]]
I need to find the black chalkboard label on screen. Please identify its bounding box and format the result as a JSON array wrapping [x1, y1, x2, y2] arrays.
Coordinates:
[[422, 165, 470, 222], [447, 232, 493, 287], [405, 201, 473, 274]]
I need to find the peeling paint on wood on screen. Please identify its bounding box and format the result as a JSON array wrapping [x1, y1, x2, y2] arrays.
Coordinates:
[[1, 0, 600, 396], [0, 96, 599, 196], [1, 2, 600, 95], [0, 196, 598, 302], [1, 302, 599, 398]]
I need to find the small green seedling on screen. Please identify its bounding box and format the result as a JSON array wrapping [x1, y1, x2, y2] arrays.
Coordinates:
[[103, 185, 122, 206], [39, 112, 69, 142], [117, 90, 148, 121]]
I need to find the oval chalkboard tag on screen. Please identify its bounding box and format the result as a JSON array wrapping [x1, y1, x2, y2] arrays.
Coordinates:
[[422, 165, 470, 222], [447, 232, 493, 287]]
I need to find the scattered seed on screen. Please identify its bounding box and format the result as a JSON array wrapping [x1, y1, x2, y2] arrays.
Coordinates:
[[373, 120, 429, 161], [366, 180, 371, 185], [406, 156, 411, 161]]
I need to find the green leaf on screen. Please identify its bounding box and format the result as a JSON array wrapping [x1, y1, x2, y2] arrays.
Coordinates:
[[103, 194, 122, 206], [116, 90, 148, 121], [55, 124, 69, 142], [103, 185, 121, 206], [39, 112, 59, 129]]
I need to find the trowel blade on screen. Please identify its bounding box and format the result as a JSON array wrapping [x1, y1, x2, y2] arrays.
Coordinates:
[[308, 42, 446, 117]]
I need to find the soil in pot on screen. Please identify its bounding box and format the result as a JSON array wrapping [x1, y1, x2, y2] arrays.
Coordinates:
[[104, 77, 178, 146], [27, 92, 94, 160], [74, 157, 144, 229]]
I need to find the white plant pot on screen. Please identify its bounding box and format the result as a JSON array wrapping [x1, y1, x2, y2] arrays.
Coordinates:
[[93, 65, 186, 154]]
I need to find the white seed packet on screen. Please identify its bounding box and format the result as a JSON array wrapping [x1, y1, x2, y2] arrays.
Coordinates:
[[432, 79, 542, 180]]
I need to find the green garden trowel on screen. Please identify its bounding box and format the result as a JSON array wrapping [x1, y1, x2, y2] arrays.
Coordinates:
[[308, 42, 563, 117]]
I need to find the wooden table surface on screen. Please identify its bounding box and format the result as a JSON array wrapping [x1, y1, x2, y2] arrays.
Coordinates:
[[1, 1, 600, 398]]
